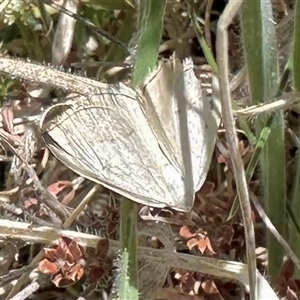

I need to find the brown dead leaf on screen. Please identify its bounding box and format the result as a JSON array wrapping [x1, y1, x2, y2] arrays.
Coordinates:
[[280, 257, 295, 281], [65, 261, 85, 281], [216, 225, 234, 250], [85, 239, 110, 284], [38, 237, 85, 287], [86, 239, 109, 263], [87, 266, 105, 283], [186, 238, 201, 251], [199, 236, 215, 254], [38, 258, 60, 275], [181, 227, 216, 255]]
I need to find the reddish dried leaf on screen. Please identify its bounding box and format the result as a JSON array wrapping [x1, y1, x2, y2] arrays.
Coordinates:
[[38, 258, 59, 275], [179, 225, 197, 239], [186, 238, 200, 250], [47, 181, 72, 195], [68, 240, 84, 261], [287, 280, 299, 293], [203, 237, 216, 255], [280, 258, 295, 281], [55, 238, 69, 261], [24, 197, 39, 208], [87, 266, 105, 283], [41, 237, 85, 288], [65, 262, 85, 281], [197, 238, 208, 254], [44, 248, 59, 261], [276, 276, 287, 297], [60, 236, 73, 246]]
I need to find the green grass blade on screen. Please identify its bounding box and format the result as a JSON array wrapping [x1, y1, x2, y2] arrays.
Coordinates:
[[118, 197, 139, 299], [132, 0, 166, 86], [290, 0, 300, 276], [293, 2, 300, 90], [118, 1, 166, 299], [189, 9, 218, 73], [227, 116, 273, 220], [240, 0, 286, 280]]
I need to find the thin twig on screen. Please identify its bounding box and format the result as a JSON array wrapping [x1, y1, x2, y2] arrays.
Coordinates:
[[249, 191, 300, 271], [63, 184, 103, 228], [216, 2, 257, 300], [0, 219, 274, 295], [0, 266, 31, 288], [0, 132, 69, 221], [10, 282, 39, 300], [235, 92, 298, 116]]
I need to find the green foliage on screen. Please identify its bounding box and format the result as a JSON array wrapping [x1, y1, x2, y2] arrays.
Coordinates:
[[132, 0, 166, 87], [241, 0, 286, 280], [2, 0, 42, 30]]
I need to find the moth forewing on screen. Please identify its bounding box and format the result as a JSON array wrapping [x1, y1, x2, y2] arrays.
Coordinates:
[[136, 68, 183, 176], [142, 57, 221, 194], [39, 86, 189, 211], [182, 60, 221, 191]]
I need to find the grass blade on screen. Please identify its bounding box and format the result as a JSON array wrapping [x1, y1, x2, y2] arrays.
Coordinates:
[[118, 1, 166, 299], [240, 0, 286, 280], [132, 0, 166, 86]]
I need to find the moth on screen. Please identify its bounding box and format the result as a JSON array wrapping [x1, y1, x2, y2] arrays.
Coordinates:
[[0, 55, 221, 211]]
